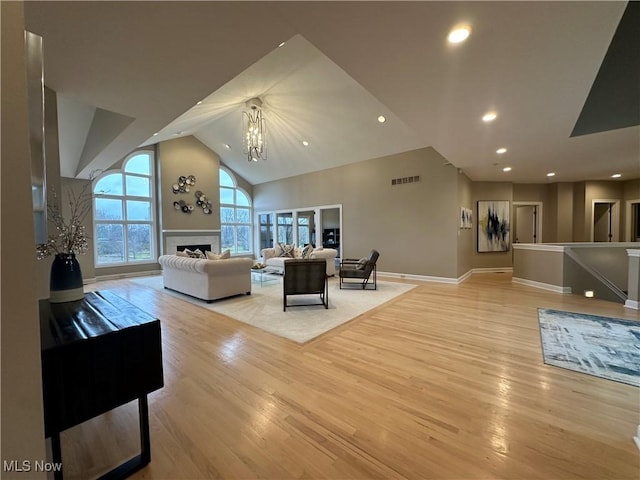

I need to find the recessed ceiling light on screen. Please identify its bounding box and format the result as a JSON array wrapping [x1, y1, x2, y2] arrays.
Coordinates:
[[196, 101, 203, 105], [377, 115, 386, 123], [278, 41, 286, 48], [448, 25, 471, 44], [302, 140, 309, 146], [547, 172, 556, 177], [502, 167, 512, 172], [224, 144, 231, 149], [496, 148, 507, 154], [482, 112, 497, 122], [153, 132, 158, 136], [611, 173, 622, 178]]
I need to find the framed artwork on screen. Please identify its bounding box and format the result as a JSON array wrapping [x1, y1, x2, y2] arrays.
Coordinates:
[[460, 207, 472, 229], [477, 201, 510, 252]]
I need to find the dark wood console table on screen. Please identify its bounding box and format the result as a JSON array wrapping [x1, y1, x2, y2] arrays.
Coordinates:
[[39, 290, 164, 480]]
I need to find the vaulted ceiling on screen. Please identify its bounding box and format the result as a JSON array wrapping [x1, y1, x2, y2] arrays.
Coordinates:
[[24, 1, 639, 185]]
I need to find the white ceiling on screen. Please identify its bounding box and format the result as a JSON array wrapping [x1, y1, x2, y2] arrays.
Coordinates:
[[24, 1, 639, 185]]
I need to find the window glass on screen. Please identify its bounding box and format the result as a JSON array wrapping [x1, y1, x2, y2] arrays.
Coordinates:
[[126, 200, 152, 221], [236, 191, 250, 206], [125, 175, 150, 197], [127, 224, 152, 260], [220, 187, 234, 204], [124, 153, 151, 175], [220, 225, 235, 252], [221, 207, 235, 223], [95, 198, 123, 220], [219, 169, 234, 187], [94, 174, 123, 196], [96, 224, 124, 263], [236, 226, 251, 253], [237, 208, 250, 223]]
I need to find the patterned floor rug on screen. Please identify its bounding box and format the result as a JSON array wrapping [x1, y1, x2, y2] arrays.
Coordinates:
[[537, 308, 640, 387]]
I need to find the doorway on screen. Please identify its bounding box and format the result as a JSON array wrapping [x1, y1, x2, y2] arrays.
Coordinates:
[[625, 200, 640, 241], [591, 200, 620, 242], [512, 202, 542, 244]]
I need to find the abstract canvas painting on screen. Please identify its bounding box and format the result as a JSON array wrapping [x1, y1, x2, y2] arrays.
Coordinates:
[[460, 207, 472, 229], [477, 200, 510, 252]]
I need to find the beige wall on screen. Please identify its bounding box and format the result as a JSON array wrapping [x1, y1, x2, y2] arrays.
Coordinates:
[[512, 248, 565, 288], [1, 0, 48, 472], [158, 136, 221, 232], [471, 182, 513, 269], [457, 172, 473, 277], [556, 183, 575, 242], [573, 182, 587, 241], [254, 148, 460, 279]]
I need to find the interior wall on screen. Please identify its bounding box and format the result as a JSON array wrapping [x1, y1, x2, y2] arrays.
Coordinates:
[[622, 178, 640, 240], [513, 183, 547, 242], [471, 182, 514, 269], [457, 171, 473, 277], [58, 178, 96, 284], [254, 147, 460, 279], [556, 182, 574, 242], [1, 0, 48, 471], [158, 136, 221, 233], [573, 182, 587, 241]]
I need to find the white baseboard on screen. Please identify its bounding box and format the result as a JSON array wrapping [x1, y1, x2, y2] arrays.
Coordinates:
[[381, 268, 512, 285], [512, 277, 572, 294], [634, 425, 640, 451], [380, 271, 459, 284], [625, 299, 639, 310], [96, 269, 161, 282], [472, 267, 514, 274]]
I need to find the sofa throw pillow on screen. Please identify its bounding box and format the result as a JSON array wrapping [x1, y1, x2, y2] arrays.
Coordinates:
[[205, 249, 231, 260], [301, 244, 314, 259], [176, 251, 189, 257], [184, 248, 205, 259], [356, 257, 368, 270], [277, 243, 295, 258]]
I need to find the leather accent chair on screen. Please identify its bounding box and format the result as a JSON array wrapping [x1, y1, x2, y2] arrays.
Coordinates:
[[283, 259, 329, 311], [339, 249, 379, 290]]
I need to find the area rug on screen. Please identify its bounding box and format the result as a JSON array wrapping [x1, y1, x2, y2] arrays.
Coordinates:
[[537, 308, 640, 387], [131, 275, 416, 343]]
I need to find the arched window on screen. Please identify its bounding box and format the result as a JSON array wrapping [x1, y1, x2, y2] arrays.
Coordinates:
[[93, 151, 156, 265], [219, 167, 252, 254]]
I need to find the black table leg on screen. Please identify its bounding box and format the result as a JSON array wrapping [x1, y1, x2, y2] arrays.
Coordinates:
[[51, 432, 64, 480]]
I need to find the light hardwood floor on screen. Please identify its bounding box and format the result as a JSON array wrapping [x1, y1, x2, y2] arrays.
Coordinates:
[[59, 273, 640, 479]]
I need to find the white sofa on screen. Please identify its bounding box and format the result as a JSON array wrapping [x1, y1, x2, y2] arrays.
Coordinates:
[[261, 246, 338, 276], [158, 255, 253, 302]]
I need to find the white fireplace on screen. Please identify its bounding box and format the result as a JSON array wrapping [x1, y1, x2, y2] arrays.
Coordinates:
[[163, 230, 220, 254]]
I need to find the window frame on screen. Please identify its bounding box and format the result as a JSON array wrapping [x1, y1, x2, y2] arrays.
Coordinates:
[[93, 150, 157, 267]]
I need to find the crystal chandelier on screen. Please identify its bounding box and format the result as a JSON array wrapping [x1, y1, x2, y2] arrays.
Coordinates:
[[243, 97, 266, 162]]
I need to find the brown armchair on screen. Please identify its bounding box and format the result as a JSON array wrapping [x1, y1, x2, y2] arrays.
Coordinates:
[[283, 259, 328, 311], [339, 249, 379, 290]]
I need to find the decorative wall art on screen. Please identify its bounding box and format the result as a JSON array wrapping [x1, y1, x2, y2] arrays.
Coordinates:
[[194, 191, 213, 215], [477, 200, 510, 252], [460, 207, 472, 229], [172, 175, 196, 194]]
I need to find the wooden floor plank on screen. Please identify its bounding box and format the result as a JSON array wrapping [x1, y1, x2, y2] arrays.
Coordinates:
[[56, 273, 640, 479]]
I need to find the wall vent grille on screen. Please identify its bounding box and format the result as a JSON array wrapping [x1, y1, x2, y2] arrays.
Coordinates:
[[391, 175, 420, 186]]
